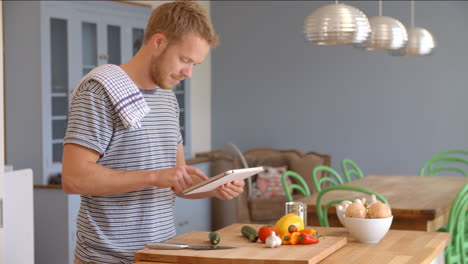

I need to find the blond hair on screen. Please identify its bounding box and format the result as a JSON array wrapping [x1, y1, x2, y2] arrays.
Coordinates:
[[144, 1, 219, 47]]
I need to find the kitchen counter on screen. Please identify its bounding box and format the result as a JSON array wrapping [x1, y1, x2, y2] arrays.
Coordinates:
[[134, 223, 450, 264]]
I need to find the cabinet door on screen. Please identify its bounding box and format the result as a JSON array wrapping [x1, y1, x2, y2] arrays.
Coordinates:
[[174, 162, 211, 235], [47, 14, 72, 180], [172, 80, 191, 158], [42, 2, 162, 183], [79, 14, 101, 76]]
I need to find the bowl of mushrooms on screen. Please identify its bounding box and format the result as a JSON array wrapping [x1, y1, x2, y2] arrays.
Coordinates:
[[336, 195, 393, 243]]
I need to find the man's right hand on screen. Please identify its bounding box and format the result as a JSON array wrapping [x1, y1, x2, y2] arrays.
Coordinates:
[[153, 165, 208, 193]]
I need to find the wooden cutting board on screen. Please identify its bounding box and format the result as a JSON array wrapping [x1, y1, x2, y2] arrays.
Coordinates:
[[134, 224, 347, 264]]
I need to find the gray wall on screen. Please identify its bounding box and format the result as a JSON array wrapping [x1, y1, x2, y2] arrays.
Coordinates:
[[211, 1, 468, 175]]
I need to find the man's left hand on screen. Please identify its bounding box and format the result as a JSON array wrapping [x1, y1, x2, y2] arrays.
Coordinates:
[[213, 180, 245, 200]]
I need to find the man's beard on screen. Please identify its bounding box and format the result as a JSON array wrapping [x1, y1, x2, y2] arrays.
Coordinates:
[[150, 48, 184, 90], [150, 51, 169, 90]]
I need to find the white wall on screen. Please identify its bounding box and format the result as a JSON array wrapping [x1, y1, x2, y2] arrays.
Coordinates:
[[189, 1, 212, 156], [211, 1, 468, 174], [132, 0, 212, 156], [0, 2, 6, 263]]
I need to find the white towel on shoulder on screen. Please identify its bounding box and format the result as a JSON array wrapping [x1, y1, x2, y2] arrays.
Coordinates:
[[71, 64, 151, 131]]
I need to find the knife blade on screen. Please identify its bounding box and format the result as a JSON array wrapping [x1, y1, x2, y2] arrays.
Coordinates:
[[147, 242, 237, 250]]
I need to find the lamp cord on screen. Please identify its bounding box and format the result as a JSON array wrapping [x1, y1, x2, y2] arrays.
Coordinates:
[[411, 0, 415, 27]]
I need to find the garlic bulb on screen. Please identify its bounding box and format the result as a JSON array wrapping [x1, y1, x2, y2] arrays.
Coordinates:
[[265, 231, 282, 248], [354, 199, 363, 205], [337, 200, 352, 212], [366, 194, 378, 208]]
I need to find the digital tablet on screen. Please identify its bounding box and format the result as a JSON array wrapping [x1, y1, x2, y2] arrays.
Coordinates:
[[182, 167, 265, 195]]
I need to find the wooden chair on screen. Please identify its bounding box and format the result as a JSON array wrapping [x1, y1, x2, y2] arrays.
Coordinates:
[[420, 149, 468, 176], [341, 159, 364, 182], [444, 183, 468, 264], [316, 185, 389, 227], [281, 170, 310, 202], [312, 166, 344, 193]]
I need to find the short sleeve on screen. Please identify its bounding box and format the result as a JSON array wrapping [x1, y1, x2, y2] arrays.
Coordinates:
[[64, 82, 115, 155]]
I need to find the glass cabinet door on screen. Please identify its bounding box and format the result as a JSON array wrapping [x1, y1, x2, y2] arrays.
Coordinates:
[[172, 81, 188, 146], [107, 25, 121, 65], [132, 28, 144, 55], [50, 18, 69, 164], [82, 22, 98, 76]]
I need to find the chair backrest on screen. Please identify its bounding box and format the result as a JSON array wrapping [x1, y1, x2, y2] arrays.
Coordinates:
[[221, 143, 252, 197], [445, 184, 468, 264], [312, 165, 344, 193], [420, 149, 468, 176], [281, 170, 311, 202], [316, 185, 389, 227], [341, 159, 364, 182]]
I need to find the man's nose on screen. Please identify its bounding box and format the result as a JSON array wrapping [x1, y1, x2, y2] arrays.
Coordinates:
[[181, 66, 192, 79]]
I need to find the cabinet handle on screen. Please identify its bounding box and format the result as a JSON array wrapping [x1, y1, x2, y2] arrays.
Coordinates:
[[98, 55, 108, 60]]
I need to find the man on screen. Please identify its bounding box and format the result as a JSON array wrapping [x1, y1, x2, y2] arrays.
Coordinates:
[[62, 2, 245, 263]]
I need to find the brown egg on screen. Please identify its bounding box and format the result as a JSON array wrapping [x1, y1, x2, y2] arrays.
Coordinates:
[[367, 202, 392, 218], [345, 203, 367, 218]]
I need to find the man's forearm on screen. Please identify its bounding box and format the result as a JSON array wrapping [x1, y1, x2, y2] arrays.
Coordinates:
[[62, 161, 156, 196], [62, 144, 157, 196]]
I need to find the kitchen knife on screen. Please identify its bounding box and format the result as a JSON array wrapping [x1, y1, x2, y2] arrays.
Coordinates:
[[147, 242, 237, 250]]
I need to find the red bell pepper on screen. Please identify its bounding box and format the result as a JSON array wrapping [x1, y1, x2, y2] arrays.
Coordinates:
[[288, 224, 298, 234], [298, 232, 320, 244]]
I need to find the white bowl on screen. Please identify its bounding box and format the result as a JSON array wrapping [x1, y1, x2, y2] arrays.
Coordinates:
[[336, 208, 347, 227], [342, 215, 393, 243]]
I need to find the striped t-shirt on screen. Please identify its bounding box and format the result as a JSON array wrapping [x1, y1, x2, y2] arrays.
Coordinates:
[[64, 80, 182, 264]]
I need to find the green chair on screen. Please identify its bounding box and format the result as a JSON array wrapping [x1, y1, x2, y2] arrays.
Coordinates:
[[316, 185, 389, 227], [281, 170, 311, 202], [444, 183, 468, 264], [419, 149, 468, 176], [312, 165, 344, 193], [341, 159, 364, 182]]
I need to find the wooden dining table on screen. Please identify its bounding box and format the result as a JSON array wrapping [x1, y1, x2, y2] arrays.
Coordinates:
[[134, 224, 451, 264], [298, 174, 468, 232]]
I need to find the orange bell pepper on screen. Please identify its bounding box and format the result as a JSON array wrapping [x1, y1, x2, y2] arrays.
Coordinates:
[[289, 232, 301, 245], [280, 233, 291, 245], [301, 228, 317, 236]]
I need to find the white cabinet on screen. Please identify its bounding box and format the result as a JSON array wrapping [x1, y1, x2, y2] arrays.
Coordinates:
[[0, 169, 34, 264], [4, 1, 151, 185], [33, 162, 211, 264], [172, 80, 192, 158], [33, 187, 80, 264], [174, 162, 211, 235]]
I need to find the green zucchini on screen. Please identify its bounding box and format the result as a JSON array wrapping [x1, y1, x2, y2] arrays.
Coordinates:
[[241, 225, 258, 242], [208, 231, 221, 245]]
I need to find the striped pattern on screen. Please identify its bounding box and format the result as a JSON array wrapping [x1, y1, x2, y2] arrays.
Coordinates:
[[71, 64, 151, 131], [64, 81, 182, 264]]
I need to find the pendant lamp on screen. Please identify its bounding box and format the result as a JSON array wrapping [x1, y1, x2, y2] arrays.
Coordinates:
[[391, 0, 436, 56], [303, 1, 370, 45], [357, 0, 408, 50]]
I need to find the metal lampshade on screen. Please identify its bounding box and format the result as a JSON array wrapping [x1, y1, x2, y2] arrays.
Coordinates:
[[358, 16, 408, 50], [303, 3, 370, 45], [391, 27, 436, 56]]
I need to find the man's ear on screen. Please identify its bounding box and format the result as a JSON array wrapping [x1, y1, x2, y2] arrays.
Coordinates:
[[149, 33, 168, 51]]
